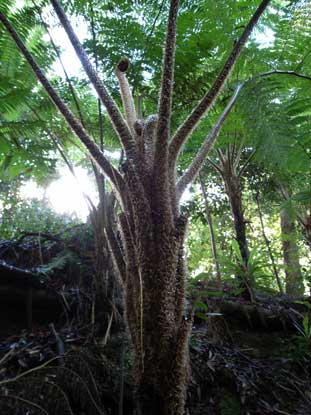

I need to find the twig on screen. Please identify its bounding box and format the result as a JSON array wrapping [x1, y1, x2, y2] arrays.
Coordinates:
[[146, 0, 166, 42], [101, 312, 113, 346], [0, 348, 15, 366], [199, 173, 222, 283], [0, 355, 64, 386], [255, 192, 283, 293], [32, 1, 86, 128], [1, 395, 48, 414], [50, 323, 65, 363]]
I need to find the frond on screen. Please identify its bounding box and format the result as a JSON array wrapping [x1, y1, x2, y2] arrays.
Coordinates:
[[238, 76, 311, 173]]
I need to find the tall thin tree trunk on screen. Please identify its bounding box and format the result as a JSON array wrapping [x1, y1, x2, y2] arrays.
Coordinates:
[[224, 174, 249, 265], [223, 173, 254, 301], [280, 208, 304, 296], [199, 174, 222, 283], [302, 215, 311, 250], [256, 194, 283, 294]]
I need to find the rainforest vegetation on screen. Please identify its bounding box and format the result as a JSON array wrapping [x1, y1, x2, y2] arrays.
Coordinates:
[[0, 0, 311, 414]]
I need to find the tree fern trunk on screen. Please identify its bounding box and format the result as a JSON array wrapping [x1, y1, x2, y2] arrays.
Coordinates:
[[224, 173, 253, 299], [124, 221, 191, 415], [223, 173, 249, 263]]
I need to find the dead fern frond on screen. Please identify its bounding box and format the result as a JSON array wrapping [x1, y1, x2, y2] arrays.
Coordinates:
[[64, 351, 102, 406], [0, 394, 48, 415], [8, 374, 74, 415], [48, 365, 104, 415]]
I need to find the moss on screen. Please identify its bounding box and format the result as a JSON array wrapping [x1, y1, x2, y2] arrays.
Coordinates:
[[219, 391, 241, 415]]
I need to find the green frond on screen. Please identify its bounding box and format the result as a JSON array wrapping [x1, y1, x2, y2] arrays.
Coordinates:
[[239, 76, 311, 173]]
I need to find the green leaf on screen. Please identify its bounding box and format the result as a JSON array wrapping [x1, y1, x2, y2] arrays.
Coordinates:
[[191, 272, 210, 282], [232, 240, 243, 263], [293, 190, 311, 206], [248, 247, 258, 264], [295, 301, 311, 310], [200, 290, 224, 297], [303, 314, 310, 337], [195, 312, 208, 321], [195, 301, 208, 311]]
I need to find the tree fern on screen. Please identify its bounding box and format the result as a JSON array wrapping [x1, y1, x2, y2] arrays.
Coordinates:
[[239, 76, 311, 173]]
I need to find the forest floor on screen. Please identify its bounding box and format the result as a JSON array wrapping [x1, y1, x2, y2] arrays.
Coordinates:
[[189, 297, 311, 415], [0, 231, 311, 414], [1, 294, 310, 415]]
